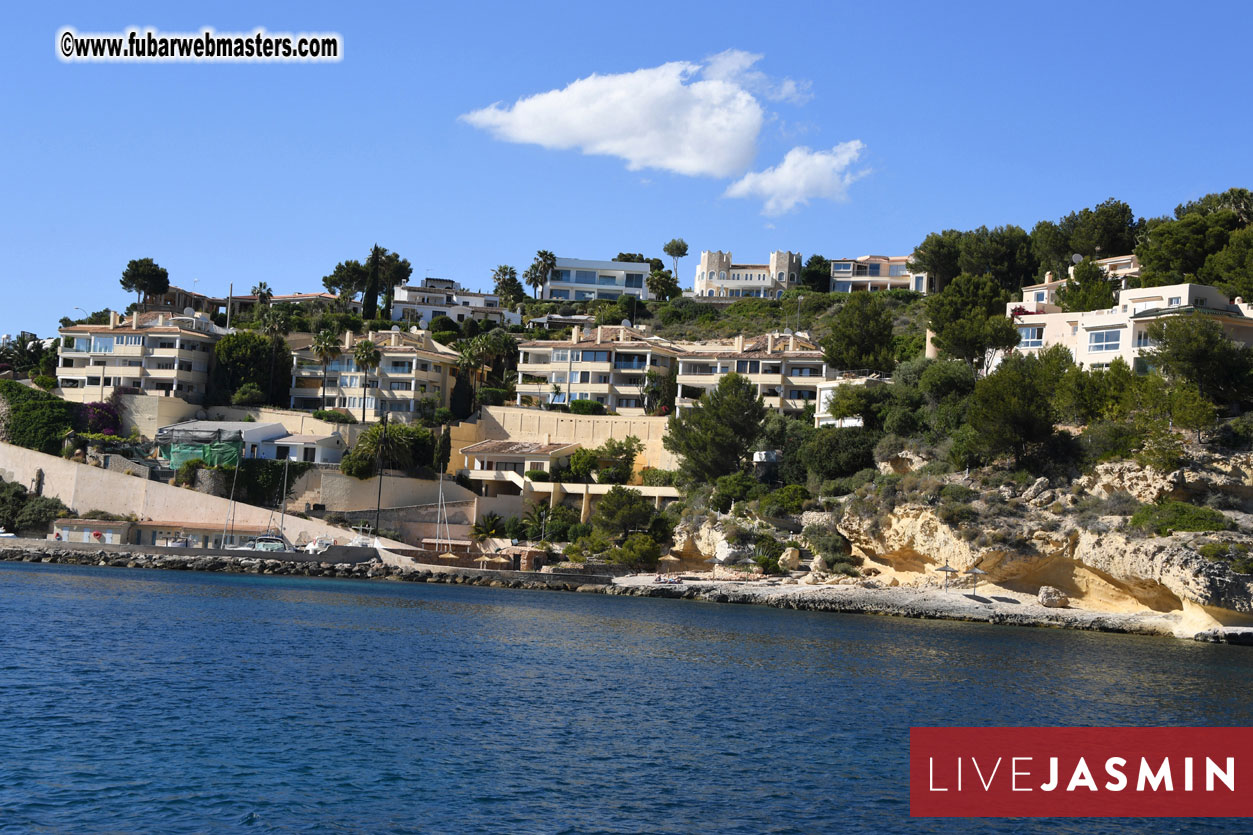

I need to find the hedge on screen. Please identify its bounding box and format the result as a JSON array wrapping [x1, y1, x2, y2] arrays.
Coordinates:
[[0, 380, 80, 455], [570, 399, 605, 415], [313, 409, 358, 424]]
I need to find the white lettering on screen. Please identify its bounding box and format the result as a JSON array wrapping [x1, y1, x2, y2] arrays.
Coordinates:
[[1104, 757, 1127, 791], [1138, 758, 1173, 792], [1185, 756, 1193, 792], [929, 758, 947, 792], [974, 757, 1002, 791], [1067, 757, 1098, 792], [1040, 757, 1058, 792], [1207, 757, 1235, 792]]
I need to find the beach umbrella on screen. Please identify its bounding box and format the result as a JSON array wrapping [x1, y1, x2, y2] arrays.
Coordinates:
[[474, 554, 491, 568], [964, 566, 987, 594], [658, 554, 681, 574], [936, 563, 959, 591], [438, 552, 460, 561], [489, 555, 511, 566]]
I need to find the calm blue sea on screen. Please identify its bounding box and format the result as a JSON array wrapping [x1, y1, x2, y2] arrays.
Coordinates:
[[2, 562, 1251, 834]]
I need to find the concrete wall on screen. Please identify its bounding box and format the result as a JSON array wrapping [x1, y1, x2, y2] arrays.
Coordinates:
[[288, 469, 477, 513], [206, 405, 363, 442], [114, 394, 201, 439], [0, 441, 404, 548], [449, 406, 678, 473]]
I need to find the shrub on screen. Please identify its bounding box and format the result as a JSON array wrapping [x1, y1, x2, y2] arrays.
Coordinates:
[[606, 532, 662, 569], [939, 483, 979, 504], [231, 382, 266, 406], [1079, 421, 1142, 465], [1213, 415, 1253, 451], [759, 484, 810, 518], [565, 522, 592, 542], [431, 330, 460, 346], [32, 375, 57, 391], [937, 502, 978, 526], [524, 469, 550, 482], [753, 534, 785, 575], [640, 468, 677, 486], [1130, 501, 1230, 536], [0, 380, 81, 455], [14, 495, 68, 532], [569, 399, 605, 415], [175, 458, 206, 487], [313, 409, 357, 424], [711, 471, 765, 513], [804, 523, 851, 564], [1195, 541, 1253, 574], [479, 388, 508, 407]]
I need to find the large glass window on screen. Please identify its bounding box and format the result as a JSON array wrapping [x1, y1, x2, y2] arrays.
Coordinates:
[[549, 289, 570, 299], [552, 270, 571, 282], [736, 360, 760, 374], [624, 274, 643, 288], [1018, 326, 1044, 348], [1088, 329, 1121, 353], [832, 262, 852, 272], [598, 275, 618, 286], [889, 265, 908, 277], [551, 349, 569, 363], [580, 350, 609, 363], [574, 270, 597, 284], [90, 336, 114, 353]]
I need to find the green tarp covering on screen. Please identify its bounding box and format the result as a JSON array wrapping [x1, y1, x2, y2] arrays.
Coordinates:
[[165, 440, 241, 469]]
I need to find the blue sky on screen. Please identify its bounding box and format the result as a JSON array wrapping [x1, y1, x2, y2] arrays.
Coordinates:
[[3, 1, 1250, 338]]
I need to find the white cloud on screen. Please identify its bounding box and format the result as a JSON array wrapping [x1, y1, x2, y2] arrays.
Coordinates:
[[701, 49, 813, 105], [724, 142, 867, 215], [461, 60, 763, 178]]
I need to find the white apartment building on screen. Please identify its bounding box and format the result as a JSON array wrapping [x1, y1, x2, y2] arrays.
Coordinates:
[[542, 258, 651, 302], [1008, 282, 1253, 371], [693, 250, 802, 299], [390, 277, 522, 327], [516, 325, 838, 416], [289, 328, 459, 418], [57, 311, 224, 404], [829, 255, 929, 293]]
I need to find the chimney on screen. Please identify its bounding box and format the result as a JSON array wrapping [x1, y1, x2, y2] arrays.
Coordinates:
[[767, 333, 775, 353], [109, 310, 120, 329], [390, 331, 400, 347], [571, 326, 580, 344], [788, 335, 796, 352], [343, 331, 353, 350], [596, 326, 603, 344], [735, 334, 744, 352]]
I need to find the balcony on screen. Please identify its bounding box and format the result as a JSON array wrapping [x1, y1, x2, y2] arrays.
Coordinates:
[[612, 360, 648, 370]]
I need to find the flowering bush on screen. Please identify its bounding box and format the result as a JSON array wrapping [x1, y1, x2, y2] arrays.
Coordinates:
[[80, 401, 121, 436]]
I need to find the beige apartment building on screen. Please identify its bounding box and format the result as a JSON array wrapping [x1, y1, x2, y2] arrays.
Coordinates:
[[289, 327, 459, 418], [57, 311, 224, 404], [829, 255, 929, 293], [516, 325, 834, 416], [1008, 281, 1253, 370]]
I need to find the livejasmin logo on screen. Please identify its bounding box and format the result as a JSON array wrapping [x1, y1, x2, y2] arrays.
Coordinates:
[[910, 727, 1253, 818]]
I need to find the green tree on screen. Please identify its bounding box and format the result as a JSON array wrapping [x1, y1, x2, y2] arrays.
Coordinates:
[[341, 422, 434, 478], [251, 282, 273, 306], [352, 338, 382, 422], [646, 268, 682, 301], [311, 329, 342, 411], [615, 252, 665, 272], [433, 426, 451, 472], [212, 331, 291, 407], [1175, 187, 1253, 225], [926, 273, 1019, 374], [800, 427, 879, 481], [1168, 382, 1217, 442], [957, 225, 1035, 294], [966, 353, 1055, 465], [322, 259, 368, 299], [376, 248, 413, 320], [119, 257, 170, 307], [524, 250, 557, 299], [1200, 225, 1253, 300], [1145, 313, 1253, 406], [1137, 210, 1242, 285], [591, 485, 656, 538], [641, 364, 678, 415], [662, 238, 689, 283], [821, 291, 895, 373], [1055, 258, 1119, 312], [606, 532, 662, 569], [1032, 198, 1143, 282], [800, 254, 831, 292], [909, 230, 964, 292], [664, 373, 767, 481], [257, 306, 291, 403], [362, 245, 382, 320], [492, 265, 526, 310]]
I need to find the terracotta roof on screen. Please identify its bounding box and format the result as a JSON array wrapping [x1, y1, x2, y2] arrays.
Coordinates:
[[460, 440, 579, 456]]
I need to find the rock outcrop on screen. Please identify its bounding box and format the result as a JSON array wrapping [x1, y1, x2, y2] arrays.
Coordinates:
[[1038, 585, 1069, 608]]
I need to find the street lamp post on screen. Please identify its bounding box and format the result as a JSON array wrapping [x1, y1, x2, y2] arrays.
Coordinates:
[[795, 295, 804, 333]]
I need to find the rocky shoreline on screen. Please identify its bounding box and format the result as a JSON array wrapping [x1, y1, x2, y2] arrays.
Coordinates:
[[5, 545, 1253, 645]]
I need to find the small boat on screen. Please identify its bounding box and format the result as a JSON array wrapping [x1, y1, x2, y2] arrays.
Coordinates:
[[228, 533, 294, 553], [0, 527, 16, 538]]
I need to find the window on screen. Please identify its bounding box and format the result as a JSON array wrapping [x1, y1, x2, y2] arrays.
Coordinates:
[[1034, 291, 1046, 303], [1018, 326, 1044, 348], [549, 289, 570, 300], [552, 270, 571, 283], [389, 381, 412, 391], [574, 270, 597, 284], [736, 360, 760, 374], [866, 264, 881, 277], [624, 273, 643, 288], [1169, 296, 1181, 307], [90, 336, 115, 353], [889, 265, 908, 277], [598, 275, 618, 286], [580, 350, 609, 363], [1088, 329, 1121, 353], [832, 262, 852, 272], [390, 361, 413, 373], [788, 389, 815, 400], [551, 350, 569, 363]]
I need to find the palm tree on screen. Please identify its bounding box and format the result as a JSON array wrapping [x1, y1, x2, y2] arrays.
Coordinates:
[[522, 503, 549, 542], [456, 338, 488, 408], [311, 329, 342, 411], [523, 263, 544, 299], [258, 307, 291, 404], [352, 338, 382, 422], [252, 281, 273, 306], [536, 250, 556, 297], [470, 512, 504, 543]]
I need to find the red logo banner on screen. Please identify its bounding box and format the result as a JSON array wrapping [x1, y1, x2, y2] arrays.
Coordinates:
[[911, 727, 1253, 818]]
